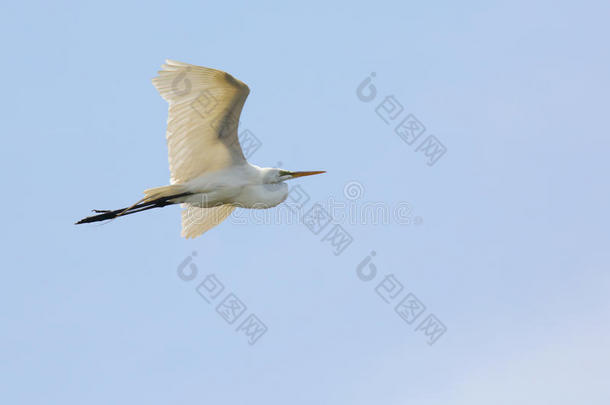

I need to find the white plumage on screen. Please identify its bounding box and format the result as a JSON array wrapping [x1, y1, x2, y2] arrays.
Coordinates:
[[152, 59, 250, 183], [76, 60, 325, 238]]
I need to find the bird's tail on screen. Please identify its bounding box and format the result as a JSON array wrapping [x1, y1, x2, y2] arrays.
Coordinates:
[[75, 184, 191, 225]]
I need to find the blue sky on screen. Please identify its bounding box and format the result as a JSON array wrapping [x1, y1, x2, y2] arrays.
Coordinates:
[[2, 0, 609, 403]]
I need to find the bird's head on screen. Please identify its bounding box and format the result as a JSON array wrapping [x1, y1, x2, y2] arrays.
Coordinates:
[[262, 168, 326, 183]]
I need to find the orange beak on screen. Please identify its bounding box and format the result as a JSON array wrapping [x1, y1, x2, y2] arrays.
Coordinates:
[[288, 170, 326, 179]]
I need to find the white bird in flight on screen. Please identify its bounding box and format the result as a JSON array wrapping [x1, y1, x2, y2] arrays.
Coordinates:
[[76, 60, 325, 238]]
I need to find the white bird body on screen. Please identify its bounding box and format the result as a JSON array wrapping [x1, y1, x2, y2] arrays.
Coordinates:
[[176, 164, 289, 209], [76, 60, 324, 237]]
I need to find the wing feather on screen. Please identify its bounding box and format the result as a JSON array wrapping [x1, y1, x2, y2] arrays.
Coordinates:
[[181, 204, 235, 238], [152, 60, 250, 184]]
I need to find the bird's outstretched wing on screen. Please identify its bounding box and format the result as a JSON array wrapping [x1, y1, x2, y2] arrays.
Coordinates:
[[152, 60, 250, 184], [181, 204, 235, 238]]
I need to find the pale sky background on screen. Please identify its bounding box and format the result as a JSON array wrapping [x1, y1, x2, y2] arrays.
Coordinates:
[[2, 1, 610, 404]]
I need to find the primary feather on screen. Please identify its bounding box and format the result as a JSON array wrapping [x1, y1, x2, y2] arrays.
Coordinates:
[[152, 59, 250, 184]]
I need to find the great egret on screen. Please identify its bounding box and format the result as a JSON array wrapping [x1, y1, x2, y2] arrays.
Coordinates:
[[76, 60, 325, 238]]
